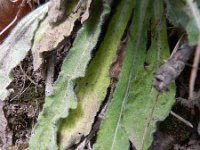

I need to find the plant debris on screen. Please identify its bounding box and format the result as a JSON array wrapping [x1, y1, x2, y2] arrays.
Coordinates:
[[153, 43, 195, 93], [1, 54, 45, 148]]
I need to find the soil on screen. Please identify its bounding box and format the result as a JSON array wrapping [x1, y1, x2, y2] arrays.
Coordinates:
[[0, 39, 73, 149], [0, 54, 45, 149]]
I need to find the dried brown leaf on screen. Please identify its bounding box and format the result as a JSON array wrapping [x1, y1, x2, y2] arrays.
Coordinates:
[[31, 8, 82, 70], [81, 0, 92, 24]]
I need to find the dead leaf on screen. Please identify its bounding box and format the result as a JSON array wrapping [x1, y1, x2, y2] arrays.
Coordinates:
[[31, 5, 83, 71], [81, 0, 92, 24]]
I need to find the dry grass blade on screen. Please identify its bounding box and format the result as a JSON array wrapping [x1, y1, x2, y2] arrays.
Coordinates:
[[170, 110, 193, 128], [189, 35, 200, 99], [169, 34, 184, 58], [186, 0, 200, 99]]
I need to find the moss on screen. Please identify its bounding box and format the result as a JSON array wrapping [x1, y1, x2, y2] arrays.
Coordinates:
[[20, 85, 45, 102], [159, 115, 190, 142]]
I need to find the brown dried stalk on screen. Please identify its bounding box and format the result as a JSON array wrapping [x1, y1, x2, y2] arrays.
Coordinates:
[[189, 35, 200, 99]]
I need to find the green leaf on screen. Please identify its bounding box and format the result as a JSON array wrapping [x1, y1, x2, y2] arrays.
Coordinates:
[[165, 0, 200, 45], [94, 0, 176, 150], [0, 3, 48, 100], [93, 0, 149, 149], [29, 0, 113, 149], [123, 1, 175, 149], [57, 0, 134, 149]]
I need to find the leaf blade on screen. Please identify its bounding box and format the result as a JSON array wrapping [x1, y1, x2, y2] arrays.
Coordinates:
[[95, 1, 176, 150], [29, 0, 113, 149], [0, 3, 48, 100], [165, 0, 200, 45], [93, 0, 138, 149], [57, 0, 134, 149], [123, 1, 175, 149]]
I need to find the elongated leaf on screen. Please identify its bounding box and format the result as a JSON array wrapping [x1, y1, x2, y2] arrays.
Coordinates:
[[123, 1, 175, 149], [0, 3, 48, 101], [94, 1, 136, 150], [29, 0, 113, 149], [95, 0, 176, 150], [32, 1, 81, 70], [58, 0, 133, 149]]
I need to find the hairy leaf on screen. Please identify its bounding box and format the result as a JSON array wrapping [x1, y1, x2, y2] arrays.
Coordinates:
[[123, 1, 175, 149], [165, 0, 200, 45], [94, 0, 176, 150], [32, 1, 82, 70], [29, 0, 113, 149], [0, 3, 48, 101], [94, 2, 140, 150], [58, 0, 133, 149]]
